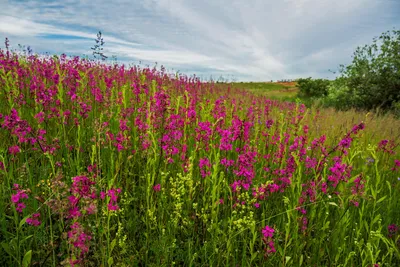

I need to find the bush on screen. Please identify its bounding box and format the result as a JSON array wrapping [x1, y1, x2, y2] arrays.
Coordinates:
[[321, 77, 359, 110], [333, 29, 400, 111], [297, 77, 331, 98]]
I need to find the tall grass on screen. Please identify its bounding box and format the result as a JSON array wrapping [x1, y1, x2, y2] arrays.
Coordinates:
[[0, 49, 399, 266]]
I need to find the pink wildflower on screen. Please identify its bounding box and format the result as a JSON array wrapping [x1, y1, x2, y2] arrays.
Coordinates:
[[26, 213, 41, 226], [9, 145, 20, 155], [153, 184, 161, 192], [11, 184, 28, 213], [261, 225, 276, 256]]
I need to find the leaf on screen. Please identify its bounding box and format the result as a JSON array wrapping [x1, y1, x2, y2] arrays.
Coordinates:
[[1, 242, 13, 257], [371, 187, 377, 200], [10, 238, 17, 249], [19, 215, 31, 228], [327, 202, 339, 207], [108, 257, 114, 266], [110, 238, 117, 254], [322, 221, 331, 231], [376, 196, 387, 204], [22, 250, 32, 267], [1, 242, 19, 263], [21, 235, 33, 244], [372, 214, 381, 226]]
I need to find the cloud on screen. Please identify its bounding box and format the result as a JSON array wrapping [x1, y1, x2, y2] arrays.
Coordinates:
[[0, 15, 141, 46], [0, 0, 399, 81]]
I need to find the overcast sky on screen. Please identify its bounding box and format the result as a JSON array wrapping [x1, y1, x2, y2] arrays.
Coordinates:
[[0, 0, 399, 81]]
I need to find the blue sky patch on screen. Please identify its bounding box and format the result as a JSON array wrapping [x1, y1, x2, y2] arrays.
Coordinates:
[[0, 0, 399, 81]]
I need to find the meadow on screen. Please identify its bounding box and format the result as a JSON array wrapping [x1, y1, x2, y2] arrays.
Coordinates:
[[219, 82, 299, 102], [0, 48, 400, 266]]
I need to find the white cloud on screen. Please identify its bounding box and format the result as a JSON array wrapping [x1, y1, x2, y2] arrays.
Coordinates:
[[0, 0, 399, 81], [0, 15, 141, 47], [108, 45, 213, 65]]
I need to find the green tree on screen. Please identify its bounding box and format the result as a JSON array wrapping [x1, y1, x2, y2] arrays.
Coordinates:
[[336, 29, 400, 111], [297, 77, 330, 98]]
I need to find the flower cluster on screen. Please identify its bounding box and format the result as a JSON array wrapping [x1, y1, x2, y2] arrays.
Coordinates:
[[26, 213, 41, 226], [67, 222, 92, 263], [392, 159, 400, 172], [153, 184, 161, 192], [378, 139, 397, 155], [68, 175, 97, 218], [350, 174, 365, 207], [100, 188, 122, 211], [261, 225, 276, 257], [327, 157, 352, 188], [11, 184, 28, 213], [199, 157, 211, 178]]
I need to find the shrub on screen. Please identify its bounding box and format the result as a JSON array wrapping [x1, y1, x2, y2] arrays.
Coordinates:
[[334, 29, 400, 111], [297, 77, 331, 98]]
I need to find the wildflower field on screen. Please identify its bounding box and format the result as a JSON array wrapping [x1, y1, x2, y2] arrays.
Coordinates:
[[0, 47, 400, 267]]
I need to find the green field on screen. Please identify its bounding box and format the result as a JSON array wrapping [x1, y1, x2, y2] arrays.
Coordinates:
[[0, 50, 399, 266], [221, 82, 300, 101]]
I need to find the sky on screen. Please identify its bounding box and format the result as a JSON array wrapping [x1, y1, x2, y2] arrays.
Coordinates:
[[0, 0, 399, 81]]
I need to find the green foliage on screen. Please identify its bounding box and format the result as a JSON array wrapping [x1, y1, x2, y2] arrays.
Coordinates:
[[321, 77, 358, 110], [297, 77, 331, 98], [332, 29, 400, 111], [229, 82, 290, 91]]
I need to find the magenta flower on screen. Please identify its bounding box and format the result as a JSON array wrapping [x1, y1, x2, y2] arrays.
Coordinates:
[[196, 121, 212, 150], [11, 184, 28, 213], [16, 203, 26, 213], [26, 213, 41, 226], [101, 188, 122, 211], [339, 137, 352, 149], [327, 157, 352, 187], [86, 203, 97, 215], [107, 203, 119, 211], [68, 207, 82, 218], [219, 129, 233, 151], [392, 159, 400, 172], [220, 158, 234, 167], [153, 184, 161, 192], [378, 139, 396, 155], [119, 119, 130, 131], [350, 200, 359, 207], [265, 119, 274, 129], [68, 222, 92, 257], [305, 157, 317, 169], [69, 194, 79, 203], [199, 157, 211, 178], [262, 225, 274, 238], [11, 194, 20, 203], [233, 148, 257, 183], [34, 111, 45, 123], [261, 225, 276, 256], [71, 175, 95, 198], [351, 122, 365, 134], [8, 145, 21, 155]]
